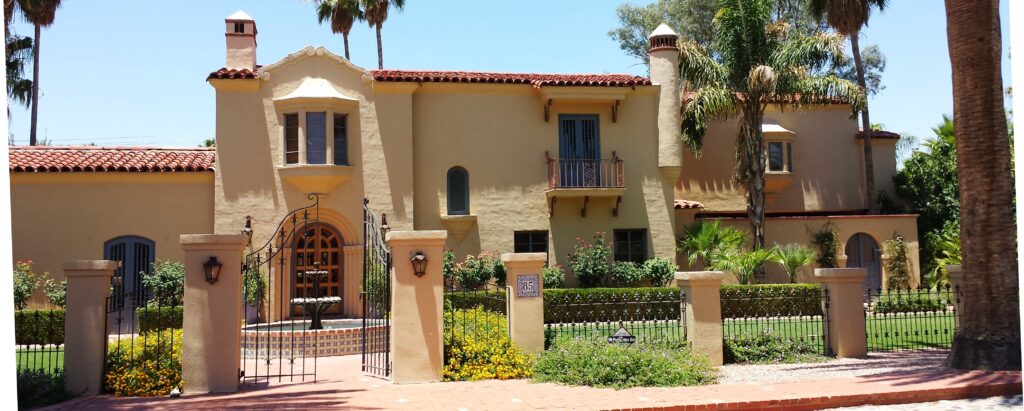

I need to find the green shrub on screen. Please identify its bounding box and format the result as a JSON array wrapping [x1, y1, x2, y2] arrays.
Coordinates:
[[105, 328, 182, 397], [809, 222, 841, 268], [884, 233, 912, 290], [17, 369, 74, 408], [138, 306, 184, 333], [872, 292, 948, 314], [243, 266, 268, 309], [444, 291, 507, 313], [533, 338, 718, 388], [14, 309, 64, 345], [724, 329, 827, 364], [443, 307, 532, 381], [41, 274, 66, 308], [542, 265, 565, 289], [770, 244, 816, 284], [711, 248, 776, 285], [719, 284, 823, 319], [543, 287, 680, 323], [610, 261, 643, 287], [677, 220, 747, 268], [642, 257, 678, 286], [363, 262, 388, 315], [569, 233, 612, 287], [443, 249, 456, 282], [14, 261, 40, 310], [453, 252, 505, 290], [142, 260, 184, 307]]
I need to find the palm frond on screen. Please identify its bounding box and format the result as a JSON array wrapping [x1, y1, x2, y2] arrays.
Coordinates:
[[779, 74, 864, 114], [770, 243, 816, 283], [681, 86, 740, 154], [678, 40, 726, 89], [770, 31, 846, 73]]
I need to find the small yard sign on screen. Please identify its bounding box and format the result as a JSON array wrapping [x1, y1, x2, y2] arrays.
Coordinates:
[[516, 274, 540, 298], [607, 326, 636, 344]]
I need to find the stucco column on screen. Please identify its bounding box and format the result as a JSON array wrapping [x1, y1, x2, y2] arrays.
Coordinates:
[[63, 260, 117, 396], [815, 268, 868, 358], [386, 230, 447, 384], [180, 234, 247, 394], [674, 271, 724, 366], [502, 253, 546, 355], [837, 254, 849, 268], [879, 254, 891, 291]]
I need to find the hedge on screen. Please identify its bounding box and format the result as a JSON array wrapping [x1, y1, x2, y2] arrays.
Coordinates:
[[543, 287, 681, 324], [444, 291, 507, 314], [720, 284, 823, 319], [138, 306, 184, 333], [871, 293, 948, 314], [15, 310, 64, 345]]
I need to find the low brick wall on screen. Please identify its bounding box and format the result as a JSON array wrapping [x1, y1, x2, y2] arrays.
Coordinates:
[[242, 325, 387, 358]]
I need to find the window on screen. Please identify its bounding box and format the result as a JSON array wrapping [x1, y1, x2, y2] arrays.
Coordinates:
[[787, 142, 793, 172], [333, 113, 349, 165], [306, 112, 327, 164], [447, 167, 469, 215], [104, 236, 155, 309], [614, 229, 647, 264], [233, 22, 245, 33], [514, 231, 548, 253], [768, 142, 784, 171], [284, 114, 299, 164]]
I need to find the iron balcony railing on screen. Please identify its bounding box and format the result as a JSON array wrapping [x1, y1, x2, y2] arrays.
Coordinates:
[[546, 151, 625, 189]]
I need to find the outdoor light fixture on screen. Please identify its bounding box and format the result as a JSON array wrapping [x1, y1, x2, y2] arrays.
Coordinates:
[[410, 251, 428, 278], [203, 256, 224, 285]]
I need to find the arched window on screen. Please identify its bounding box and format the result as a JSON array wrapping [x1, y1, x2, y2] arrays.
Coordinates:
[[103, 235, 155, 308], [447, 167, 469, 215]]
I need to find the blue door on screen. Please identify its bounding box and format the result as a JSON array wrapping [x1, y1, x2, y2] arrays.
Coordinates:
[[104, 236, 155, 309], [558, 115, 600, 187]]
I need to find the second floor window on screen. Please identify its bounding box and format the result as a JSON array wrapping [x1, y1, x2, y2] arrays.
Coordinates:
[[306, 112, 327, 164], [447, 167, 469, 215], [284, 114, 299, 164], [334, 114, 348, 166], [767, 141, 793, 172], [283, 111, 350, 166], [614, 229, 647, 264]]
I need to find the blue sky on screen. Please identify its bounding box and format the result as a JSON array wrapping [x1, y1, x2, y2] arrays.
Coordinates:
[[5, 0, 1012, 148]]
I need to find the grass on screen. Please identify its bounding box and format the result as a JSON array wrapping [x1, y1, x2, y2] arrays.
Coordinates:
[[545, 320, 684, 348], [16, 347, 64, 374]]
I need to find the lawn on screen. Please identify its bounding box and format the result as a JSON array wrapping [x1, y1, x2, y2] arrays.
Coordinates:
[[16, 347, 64, 374], [545, 320, 684, 347]]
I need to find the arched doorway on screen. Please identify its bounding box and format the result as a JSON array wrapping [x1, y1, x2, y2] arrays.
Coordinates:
[[845, 233, 881, 291], [293, 223, 344, 315]]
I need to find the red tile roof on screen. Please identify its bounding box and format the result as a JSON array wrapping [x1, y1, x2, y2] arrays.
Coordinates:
[[674, 199, 705, 209], [207, 66, 262, 80], [9, 146, 216, 173], [856, 130, 901, 140], [370, 70, 651, 87]]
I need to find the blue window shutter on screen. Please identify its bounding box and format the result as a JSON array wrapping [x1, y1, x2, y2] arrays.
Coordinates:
[[306, 112, 327, 164]]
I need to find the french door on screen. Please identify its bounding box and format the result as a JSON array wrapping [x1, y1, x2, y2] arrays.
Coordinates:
[[558, 115, 601, 187]]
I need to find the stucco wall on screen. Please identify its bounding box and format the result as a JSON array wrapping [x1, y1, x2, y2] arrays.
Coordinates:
[[678, 105, 894, 213], [10, 172, 215, 308]]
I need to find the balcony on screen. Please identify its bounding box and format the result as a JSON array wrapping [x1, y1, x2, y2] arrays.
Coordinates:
[[545, 152, 625, 217]]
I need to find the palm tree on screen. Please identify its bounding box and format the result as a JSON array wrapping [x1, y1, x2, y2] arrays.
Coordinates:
[[361, 0, 405, 69], [808, 0, 888, 214], [18, 0, 61, 146], [679, 0, 863, 253], [712, 248, 776, 285], [771, 243, 816, 283], [315, 0, 363, 60], [677, 220, 747, 268], [943, 0, 1020, 370], [6, 35, 32, 114]]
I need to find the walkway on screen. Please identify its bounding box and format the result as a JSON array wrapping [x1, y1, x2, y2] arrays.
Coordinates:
[[45, 354, 1021, 410]]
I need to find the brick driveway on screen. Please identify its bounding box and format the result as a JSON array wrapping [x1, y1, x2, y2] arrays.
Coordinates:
[[44, 355, 1021, 410]]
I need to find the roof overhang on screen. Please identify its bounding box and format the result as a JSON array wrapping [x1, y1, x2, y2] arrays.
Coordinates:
[[273, 77, 359, 108]]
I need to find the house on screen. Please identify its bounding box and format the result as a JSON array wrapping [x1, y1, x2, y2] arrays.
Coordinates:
[[8, 13, 919, 311]]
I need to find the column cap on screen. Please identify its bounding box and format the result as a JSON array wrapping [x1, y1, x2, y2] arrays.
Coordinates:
[[385, 230, 447, 245], [674, 271, 725, 285], [63, 260, 118, 276], [501, 253, 547, 264], [814, 268, 867, 283], [181, 234, 249, 250]]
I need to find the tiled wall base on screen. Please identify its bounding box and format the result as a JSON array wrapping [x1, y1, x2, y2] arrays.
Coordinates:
[[242, 326, 387, 358]]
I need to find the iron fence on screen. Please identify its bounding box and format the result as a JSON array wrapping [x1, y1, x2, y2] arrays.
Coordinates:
[[546, 152, 625, 189], [15, 308, 65, 375], [720, 286, 830, 358], [543, 288, 685, 349], [103, 282, 181, 395], [362, 198, 392, 377], [864, 285, 959, 352], [443, 280, 510, 350]]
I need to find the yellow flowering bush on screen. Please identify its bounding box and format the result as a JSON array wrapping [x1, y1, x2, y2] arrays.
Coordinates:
[[104, 328, 182, 397], [443, 307, 533, 381]]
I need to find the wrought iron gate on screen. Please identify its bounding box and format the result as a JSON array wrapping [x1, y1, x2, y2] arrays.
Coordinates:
[[239, 194, 322, 385], [361, 198, 392, 377]]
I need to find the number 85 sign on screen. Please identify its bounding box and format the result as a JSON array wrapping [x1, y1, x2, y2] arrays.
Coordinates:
[[516, 274, 540, 298]]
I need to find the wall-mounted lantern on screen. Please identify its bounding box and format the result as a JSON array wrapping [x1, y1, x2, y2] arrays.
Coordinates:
[[410, 251, 428, 278], [203, 256, 224, 284]]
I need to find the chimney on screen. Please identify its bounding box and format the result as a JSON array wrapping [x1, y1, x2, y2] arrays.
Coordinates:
[[648, 23, 682, 181], [225, 11, 257, 70]]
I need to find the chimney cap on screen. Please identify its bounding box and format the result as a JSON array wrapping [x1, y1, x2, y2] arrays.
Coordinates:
[[226, 10, 254, 22], [648, 23, 678, 39]]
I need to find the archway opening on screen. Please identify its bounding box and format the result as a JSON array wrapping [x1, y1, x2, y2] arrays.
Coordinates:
[[845, 232, 881, 291], [293, 222, 344, 315]]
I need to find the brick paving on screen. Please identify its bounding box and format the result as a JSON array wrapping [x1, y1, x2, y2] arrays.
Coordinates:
[[825, 395, 1022, 410], [43, 355, 1021, 410]]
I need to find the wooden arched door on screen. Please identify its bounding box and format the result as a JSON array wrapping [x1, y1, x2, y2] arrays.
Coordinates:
[[293, 223, 343, 315], [845, 233, 882, 291]]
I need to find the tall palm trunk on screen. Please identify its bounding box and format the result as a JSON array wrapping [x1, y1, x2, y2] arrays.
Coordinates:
[[743, 102, 767, 253], [944, 0, 1020, 370], [29, 23, 39, 146], [375, 24, 383, 69], [851, 33, 877, 213], [343, 33, 350, 60]]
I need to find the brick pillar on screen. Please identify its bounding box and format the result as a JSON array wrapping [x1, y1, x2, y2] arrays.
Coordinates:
[[815, 268, 868, 358], [180, 234, 247, 394], [502, 253, 546, 355], [386, 230, 447, 384], [63, 260, 117, 396], [675, 271, 724, 366]]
